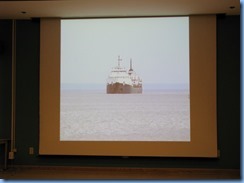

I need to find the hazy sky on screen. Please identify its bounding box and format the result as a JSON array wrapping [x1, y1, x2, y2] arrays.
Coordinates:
[[61, 17, 189, 89]]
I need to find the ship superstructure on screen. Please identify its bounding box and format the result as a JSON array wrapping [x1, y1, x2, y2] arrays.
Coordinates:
[[107, 56, 142, 94]]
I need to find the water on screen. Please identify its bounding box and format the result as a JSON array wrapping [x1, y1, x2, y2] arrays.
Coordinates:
[[60, 90, 190, 141]]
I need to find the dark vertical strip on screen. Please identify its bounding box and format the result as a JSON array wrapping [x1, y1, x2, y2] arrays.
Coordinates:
[[0, 20, 12, 167], [217, 15, 240, 168], [10, 19, 17, 158], [0, 21, 12, 139], [14, 20, 40, 164]]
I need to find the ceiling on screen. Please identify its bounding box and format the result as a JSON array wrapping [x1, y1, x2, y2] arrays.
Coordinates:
[[0, 0, 240, 19]]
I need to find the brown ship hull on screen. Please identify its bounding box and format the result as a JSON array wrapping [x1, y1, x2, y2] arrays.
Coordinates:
[[107, 83, 142, 94]]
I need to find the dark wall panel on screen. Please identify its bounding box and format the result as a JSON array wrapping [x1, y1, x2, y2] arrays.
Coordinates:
[[0, 20, 12, 140], [0, 20, 12, 168], [14, 20, 40, 165], [216, 15, 240, 169], [0, 15, 240, 169]]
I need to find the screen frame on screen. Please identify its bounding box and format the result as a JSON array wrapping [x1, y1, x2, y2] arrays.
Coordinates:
[[39, 15, 217, 157]]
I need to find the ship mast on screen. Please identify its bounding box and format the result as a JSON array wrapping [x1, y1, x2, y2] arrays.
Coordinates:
[[118, 55, 122, 67], [129, 58, 133, 71]]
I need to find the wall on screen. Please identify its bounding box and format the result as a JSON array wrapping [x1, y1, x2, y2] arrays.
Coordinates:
[[0, 20, 12, 140], [0, 15, 240, 169], [216, 15, 240, 168], [0, 20, 12, 167]]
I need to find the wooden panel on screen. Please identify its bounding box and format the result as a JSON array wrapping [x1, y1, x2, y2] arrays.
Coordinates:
[[0, 166, 240, 179]]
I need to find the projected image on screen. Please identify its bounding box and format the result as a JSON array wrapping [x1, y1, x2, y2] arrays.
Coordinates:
[[60, 17, 190, 141]]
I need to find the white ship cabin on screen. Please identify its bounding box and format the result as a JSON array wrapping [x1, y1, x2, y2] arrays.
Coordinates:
[[107, 56, 133, 86]]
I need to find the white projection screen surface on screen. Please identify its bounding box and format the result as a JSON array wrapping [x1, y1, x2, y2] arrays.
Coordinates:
[[61, 17, 190, 142], [39, 16, 217, 157]]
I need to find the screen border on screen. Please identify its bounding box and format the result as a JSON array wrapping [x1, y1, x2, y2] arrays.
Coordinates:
[[39, 15, 217, 157]]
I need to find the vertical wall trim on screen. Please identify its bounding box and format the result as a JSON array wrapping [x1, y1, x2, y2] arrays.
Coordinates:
[[10, 19, 17, 159]]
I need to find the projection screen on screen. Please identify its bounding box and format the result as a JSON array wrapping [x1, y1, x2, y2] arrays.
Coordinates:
[[39, 15, 217, 157]]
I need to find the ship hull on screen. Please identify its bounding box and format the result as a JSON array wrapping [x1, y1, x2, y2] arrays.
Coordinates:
[[107, 83, 142, 94]]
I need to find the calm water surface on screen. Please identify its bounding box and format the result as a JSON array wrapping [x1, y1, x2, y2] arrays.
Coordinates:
[[60, 90, 190, 141]]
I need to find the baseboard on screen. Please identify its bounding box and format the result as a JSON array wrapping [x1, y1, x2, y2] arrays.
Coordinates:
[[0, 165, 241, 179]]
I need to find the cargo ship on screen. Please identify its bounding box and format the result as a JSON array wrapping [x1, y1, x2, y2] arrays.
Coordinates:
[[107, 56, 142, 94]]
